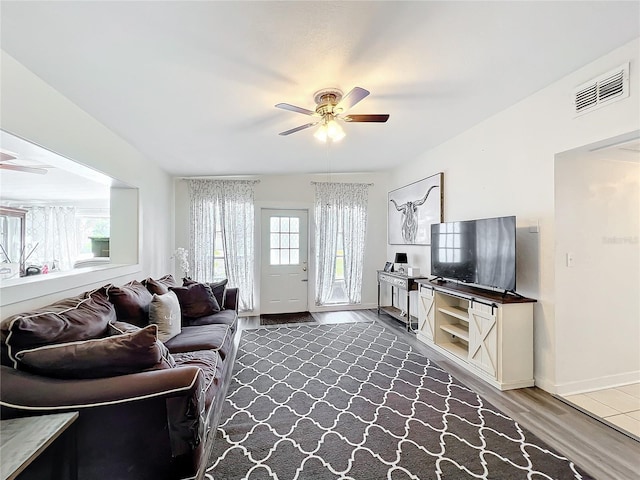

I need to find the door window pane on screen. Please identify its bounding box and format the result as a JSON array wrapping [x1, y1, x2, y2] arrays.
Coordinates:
[[269, 215, 300, 265], [270, 233, 279, 248]]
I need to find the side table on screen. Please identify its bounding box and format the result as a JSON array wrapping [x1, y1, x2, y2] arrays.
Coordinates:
[[377, 270, 426, 332], [1, 412, 78, 480]]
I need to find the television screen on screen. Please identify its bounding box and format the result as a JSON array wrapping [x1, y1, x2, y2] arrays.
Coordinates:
[[431, 216, 516, 291]]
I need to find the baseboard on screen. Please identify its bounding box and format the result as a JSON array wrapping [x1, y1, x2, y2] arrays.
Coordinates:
[[533, 376, 557, 395], [243, 303, 377, 317], [310, 303, 377, 313], [554, 370, 640, 396]]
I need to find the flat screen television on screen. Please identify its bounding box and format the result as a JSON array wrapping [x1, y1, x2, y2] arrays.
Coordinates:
[[430, 216, 516, 291]]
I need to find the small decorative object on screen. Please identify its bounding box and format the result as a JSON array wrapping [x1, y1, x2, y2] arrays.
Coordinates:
[[383, 261, 394, 272], [388, 173, 443, 245], [171, 248, 190, 278], [394, 252, 408, 274], [407, 267, 420, 276]]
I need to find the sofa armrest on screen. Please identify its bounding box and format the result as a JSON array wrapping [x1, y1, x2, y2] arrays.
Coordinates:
[[224, 287, 239, 312], [0, 365, 201, 410], [1, 364, 208, 473]]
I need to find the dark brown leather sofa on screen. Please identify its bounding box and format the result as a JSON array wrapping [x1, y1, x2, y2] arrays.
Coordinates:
[[0, 275, 239, 480]]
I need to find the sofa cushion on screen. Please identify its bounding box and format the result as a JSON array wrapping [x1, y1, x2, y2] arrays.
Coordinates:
[[2, 287, 116, 367], [182, 309, 238, 332], [173, 350, 224, 410], [14, 324, 174, 379], [170, 283, 220, 318], [143, 274, 179, 295], [183, 278, 228, 310], [164, 324, 232, 360], [106, 281, 153, 327], [149, 291, 182, 342]]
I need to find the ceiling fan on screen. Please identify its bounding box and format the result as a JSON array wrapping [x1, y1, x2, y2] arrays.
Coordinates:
[[276, 86, 389, 142], [0, 151, 48, 175]]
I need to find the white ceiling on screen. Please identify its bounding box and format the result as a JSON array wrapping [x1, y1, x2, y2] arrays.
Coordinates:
[[1, 1, 639, 176]]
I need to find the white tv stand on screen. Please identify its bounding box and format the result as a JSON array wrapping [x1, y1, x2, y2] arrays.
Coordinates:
[[416, 279, 536, 391]]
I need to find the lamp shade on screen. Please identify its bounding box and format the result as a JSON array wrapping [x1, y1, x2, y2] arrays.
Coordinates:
[[394, 252, 408, 264]]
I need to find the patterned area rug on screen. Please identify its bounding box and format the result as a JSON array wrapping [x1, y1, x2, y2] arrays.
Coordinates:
[[260, 312, 316, 326], [208, 322, 593, 480]]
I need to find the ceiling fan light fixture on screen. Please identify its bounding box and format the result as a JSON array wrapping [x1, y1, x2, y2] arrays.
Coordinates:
[[326, 118, 345, 142], [314, 115, 345, 143], [314, 123, 328, 142]]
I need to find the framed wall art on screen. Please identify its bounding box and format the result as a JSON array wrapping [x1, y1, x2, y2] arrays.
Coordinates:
[[388, 172, 443, 245]]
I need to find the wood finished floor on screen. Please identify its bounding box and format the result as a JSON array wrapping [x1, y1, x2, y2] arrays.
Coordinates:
[[235, 309, 640, 480]]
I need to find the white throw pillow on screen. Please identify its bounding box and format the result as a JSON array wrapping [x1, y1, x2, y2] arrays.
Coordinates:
[[149, 291, 181, 342]]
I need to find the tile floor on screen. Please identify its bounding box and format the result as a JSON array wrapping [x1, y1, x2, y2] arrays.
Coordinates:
[[564, 382, 640, 439]]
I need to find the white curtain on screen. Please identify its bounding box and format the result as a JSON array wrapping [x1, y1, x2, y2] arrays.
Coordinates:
[[314, 182, 370, 305], [188, 179, 256, 311], [25, 206, 77, 271]]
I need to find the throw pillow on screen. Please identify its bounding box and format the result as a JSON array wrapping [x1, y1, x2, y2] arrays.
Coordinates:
[[183, 278, 228, 309], [170, 283, 220, 318], [148, 291, 182, 342], [2, 286, 116, 367], [108, 322, 176, 367], [15, 324, 174, 379], [143, 274, 179, 295], [106, 281, 153, 327]]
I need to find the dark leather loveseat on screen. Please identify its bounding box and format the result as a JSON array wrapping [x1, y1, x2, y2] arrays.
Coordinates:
[[0, 274, 238, 480]]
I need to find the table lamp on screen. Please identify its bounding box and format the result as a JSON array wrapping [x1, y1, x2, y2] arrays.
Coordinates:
[[394, 252, 408, 274]]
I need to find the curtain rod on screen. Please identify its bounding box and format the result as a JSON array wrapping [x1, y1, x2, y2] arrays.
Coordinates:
[[179, 177, 260, 182], [310, 181, 374, 186]]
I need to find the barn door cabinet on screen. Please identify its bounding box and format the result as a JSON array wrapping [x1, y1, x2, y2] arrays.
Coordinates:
[[417, 280, 536, 391], [416, 285, 435, 343]]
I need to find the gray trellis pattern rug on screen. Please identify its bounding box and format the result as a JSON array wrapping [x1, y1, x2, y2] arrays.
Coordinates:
[[207, 322, 592, 480]]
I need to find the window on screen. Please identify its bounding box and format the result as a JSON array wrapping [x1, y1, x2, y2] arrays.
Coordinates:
[[335, 228, 344, 281], [269, 216, 300, 265], [327, 225, 348, 304], [213, 215, 226, 281], [75, 211, 110, 261], [438, 221, 462, 263]]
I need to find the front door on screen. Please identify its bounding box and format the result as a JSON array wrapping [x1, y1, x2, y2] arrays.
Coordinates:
[[260, 209, 308, 314]]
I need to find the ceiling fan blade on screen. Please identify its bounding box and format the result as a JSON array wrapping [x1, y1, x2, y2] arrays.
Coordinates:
[[279, 122, 319, 136], [335, 87, 370, 112], [0, 164, 48, 175], [275, 103, 317, 116], [343, 114, 390, 123]]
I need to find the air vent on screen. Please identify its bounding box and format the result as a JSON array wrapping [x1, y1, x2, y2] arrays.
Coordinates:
[[574, 63, 629, 116]]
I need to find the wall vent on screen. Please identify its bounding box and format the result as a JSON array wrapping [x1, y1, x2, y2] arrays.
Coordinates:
[[573, 63, 629, 116]]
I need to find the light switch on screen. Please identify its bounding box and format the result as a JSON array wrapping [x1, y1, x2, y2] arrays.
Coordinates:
[[566, 252, 574, 267]]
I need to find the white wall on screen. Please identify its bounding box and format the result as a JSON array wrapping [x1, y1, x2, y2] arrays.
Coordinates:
[[387, 38, 640, 392], [555, 142, 639, 394], [174, 172, 389, 313], [0, 51, 174, 317]]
